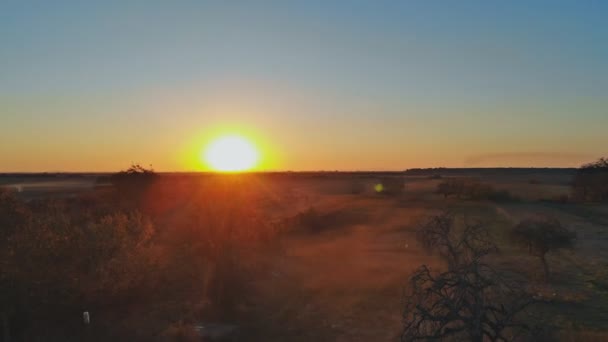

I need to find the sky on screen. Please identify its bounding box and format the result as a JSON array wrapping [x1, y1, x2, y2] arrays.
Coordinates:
[[1, 1, 607, 172]]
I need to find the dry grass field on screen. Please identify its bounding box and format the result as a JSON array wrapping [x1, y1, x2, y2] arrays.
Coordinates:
[[1, 170, 607, 341]]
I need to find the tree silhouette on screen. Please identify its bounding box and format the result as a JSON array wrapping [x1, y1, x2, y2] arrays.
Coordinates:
[[572, 157, 608, 202], [403, 213, 536, 341], [510, 217, 576, 281]]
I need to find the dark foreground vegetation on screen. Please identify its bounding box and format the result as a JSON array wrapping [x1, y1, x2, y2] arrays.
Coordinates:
[[0, 159, 607, 341], [404, 213, 535, 341], [1, 166, 279, 341]]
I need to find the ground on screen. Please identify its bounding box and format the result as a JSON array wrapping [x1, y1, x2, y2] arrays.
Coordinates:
[[2, 170, 607, 341]]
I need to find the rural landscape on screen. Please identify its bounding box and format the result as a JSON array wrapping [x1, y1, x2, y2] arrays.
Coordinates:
[[2, 161, 608, 341], [2, 1, 607, 341]]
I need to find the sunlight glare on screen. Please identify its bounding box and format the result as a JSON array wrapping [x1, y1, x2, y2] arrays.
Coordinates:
[[204, 135, 259, 172]]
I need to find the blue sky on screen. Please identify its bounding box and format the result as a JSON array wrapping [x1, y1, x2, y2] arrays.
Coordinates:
[[1, 1, 607, 171]]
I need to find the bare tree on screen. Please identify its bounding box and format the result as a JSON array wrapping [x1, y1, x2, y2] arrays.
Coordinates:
[[403, 213, 536, 341], [415, 213, 496, 269]]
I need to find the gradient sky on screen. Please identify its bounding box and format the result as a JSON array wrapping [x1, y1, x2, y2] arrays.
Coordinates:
[[1, 1, 607, 171]]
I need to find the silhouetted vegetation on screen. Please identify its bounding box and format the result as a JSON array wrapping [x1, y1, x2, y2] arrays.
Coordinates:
[[109, 164, 158, 203], [436, 178, 516, 202], [1, 168, 606, 340], [405, 167, 575, 177], [404, 213, 537, 341], [0, 188, 158, 341], [509, 217, 576, 281], [435, 178, 466, 198], [0, 173, 277, 341], [572, 157, 608, 202]]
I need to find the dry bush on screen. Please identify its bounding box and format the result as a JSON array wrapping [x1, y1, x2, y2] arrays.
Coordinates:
[[436, 178, 516, 202], [509, 217, 576, 281], [403, 213, 537, 341], [109, 164, 158, 204]]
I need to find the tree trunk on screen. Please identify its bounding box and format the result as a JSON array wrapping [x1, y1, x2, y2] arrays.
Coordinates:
[[2, 311, 10, 342]]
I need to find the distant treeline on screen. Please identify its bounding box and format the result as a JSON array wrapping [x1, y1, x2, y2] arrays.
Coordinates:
[[1, 168, 579, 179], [404, 167, 577, 176]]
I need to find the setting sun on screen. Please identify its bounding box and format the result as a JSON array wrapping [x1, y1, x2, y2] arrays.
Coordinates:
[[203, 135, 259, 172]]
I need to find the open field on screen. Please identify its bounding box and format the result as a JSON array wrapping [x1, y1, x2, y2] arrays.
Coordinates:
[[1, 169, 607, 341]]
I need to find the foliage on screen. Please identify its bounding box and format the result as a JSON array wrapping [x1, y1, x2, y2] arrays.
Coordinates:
[[509, 217, 576, 281], [404, 213, 536, 341]]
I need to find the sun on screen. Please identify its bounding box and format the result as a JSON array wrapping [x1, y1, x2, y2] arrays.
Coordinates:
[[203, 135, 259, 172]]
